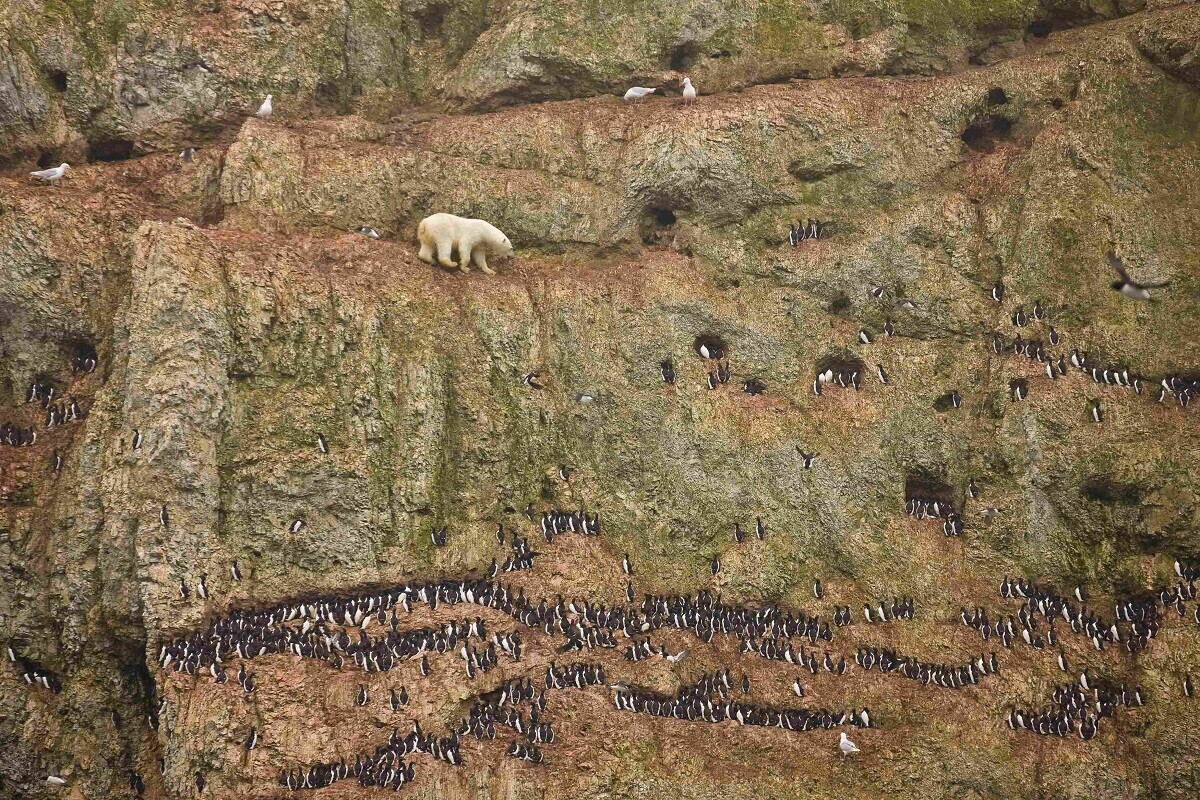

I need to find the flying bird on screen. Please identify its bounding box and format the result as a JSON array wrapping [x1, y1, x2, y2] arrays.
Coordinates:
[[1108, 251, 1168, 300]]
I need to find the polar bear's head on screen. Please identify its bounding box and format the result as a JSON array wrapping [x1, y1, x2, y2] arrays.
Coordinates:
[[497, 235, 514, 258]]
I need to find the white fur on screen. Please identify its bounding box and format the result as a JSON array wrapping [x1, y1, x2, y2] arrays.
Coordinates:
[[416, 213, 514, 275]]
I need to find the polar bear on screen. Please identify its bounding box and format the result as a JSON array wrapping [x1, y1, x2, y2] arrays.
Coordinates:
[[416, 213, 514, 275]]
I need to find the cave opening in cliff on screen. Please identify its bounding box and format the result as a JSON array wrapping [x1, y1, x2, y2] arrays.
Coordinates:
[[814, 351, 866, 380], [1027, 20, 1053, 38], [69, 339, 98, 370], [987, 88, 1009, 106], [904, 473, 955, 507], [45, 69, 68, 92], [36, 150, 58, 168], [1082, 476, 1144, 506], [669, 44, 701, 71], [87, 138, 135, 162], [641, 206, 678, 244], [960, 116, 1013, 152], [693, 333, 729, 360]]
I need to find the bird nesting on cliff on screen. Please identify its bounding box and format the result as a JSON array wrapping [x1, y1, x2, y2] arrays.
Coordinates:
[[788, 218, 831, 246], [256, 94, 273, 118], [623, 87, 657, 101]]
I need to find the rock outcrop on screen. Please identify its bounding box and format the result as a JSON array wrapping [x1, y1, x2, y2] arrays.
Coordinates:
[[2, 2, 1199, 799]]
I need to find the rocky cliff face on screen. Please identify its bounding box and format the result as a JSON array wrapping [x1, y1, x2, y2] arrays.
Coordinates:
[[3, 2, 1200, 799]]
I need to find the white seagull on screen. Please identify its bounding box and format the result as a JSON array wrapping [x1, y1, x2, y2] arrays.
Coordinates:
[[623, 87, 656, 101], [256, 94, 273, 118], [839, 731, 860, 757], [30, 163, 70, 182], [682, 77, 697, 104]]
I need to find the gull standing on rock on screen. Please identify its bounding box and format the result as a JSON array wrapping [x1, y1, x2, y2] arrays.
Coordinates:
[[839, 731, 860, 757], [256, 94, 273, 118], [30, 163, 69, 183], [623, 87, 656, 101], [682, 77, 697, 104]]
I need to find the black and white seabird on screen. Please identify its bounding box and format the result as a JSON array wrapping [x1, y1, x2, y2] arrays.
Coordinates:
[[991, 282, 1004, 303], [858, 329, 872, 345], [356, 684, 369, 706], [876, 364, 888, 385], [177, 579, 188, 600], [967, 478, 979, 499], [289, 519, 305, 534], [159, 504, 169, 528], [755, 516, 766, 540], [1090, 401, 1102, 423], [743, 377, 766, 395], [659, 360, 676, 384], [522, 371, 544, 389], [197, 574, 208, 600], [179, 147, 196, 161], [884, 319, 895, 337], [356, 226, 381, 239], [230, 560, 242, 581], [132, 429, 143, 450], [710, 555, 720, 576], [245, 727, 258, 750], [799, 451, 817, 469], [622, 554, 633, 576], [813, 578, 824, 599], [951, 390, 962, 409], [1108, 251, 1168, 301], [51, 450, 62, 471], [317, 433, 329, 453]]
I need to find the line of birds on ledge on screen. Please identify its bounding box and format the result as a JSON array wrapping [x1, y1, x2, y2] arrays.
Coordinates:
[[13, 529, 1200, 791]]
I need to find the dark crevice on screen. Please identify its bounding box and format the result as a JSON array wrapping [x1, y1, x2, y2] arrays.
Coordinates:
[[87, 138, 135, 163], [1082, 476, 1144, 506], [45, 69, 68, 93], [693, 334, 728, 360], [961, 115, 1013, 153], [815, 352, 864, 378]]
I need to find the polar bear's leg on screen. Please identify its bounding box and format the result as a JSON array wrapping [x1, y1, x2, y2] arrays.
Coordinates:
[[472, 248, 495, 275], [457, 237, 475, 274], [418, 239, 434, 264], [435, 237, 456, 269]]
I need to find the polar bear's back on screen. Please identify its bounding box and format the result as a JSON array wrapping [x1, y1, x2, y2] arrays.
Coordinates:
[[417, 213, 509, 248]]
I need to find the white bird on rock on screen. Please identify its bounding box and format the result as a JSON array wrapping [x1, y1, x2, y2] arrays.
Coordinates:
[[839, 731, 860, 757], [682, 77, 697, 104], [256, 94, 273, 118], [30, 163, 69, 182], [623, 87, 656, 101]]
